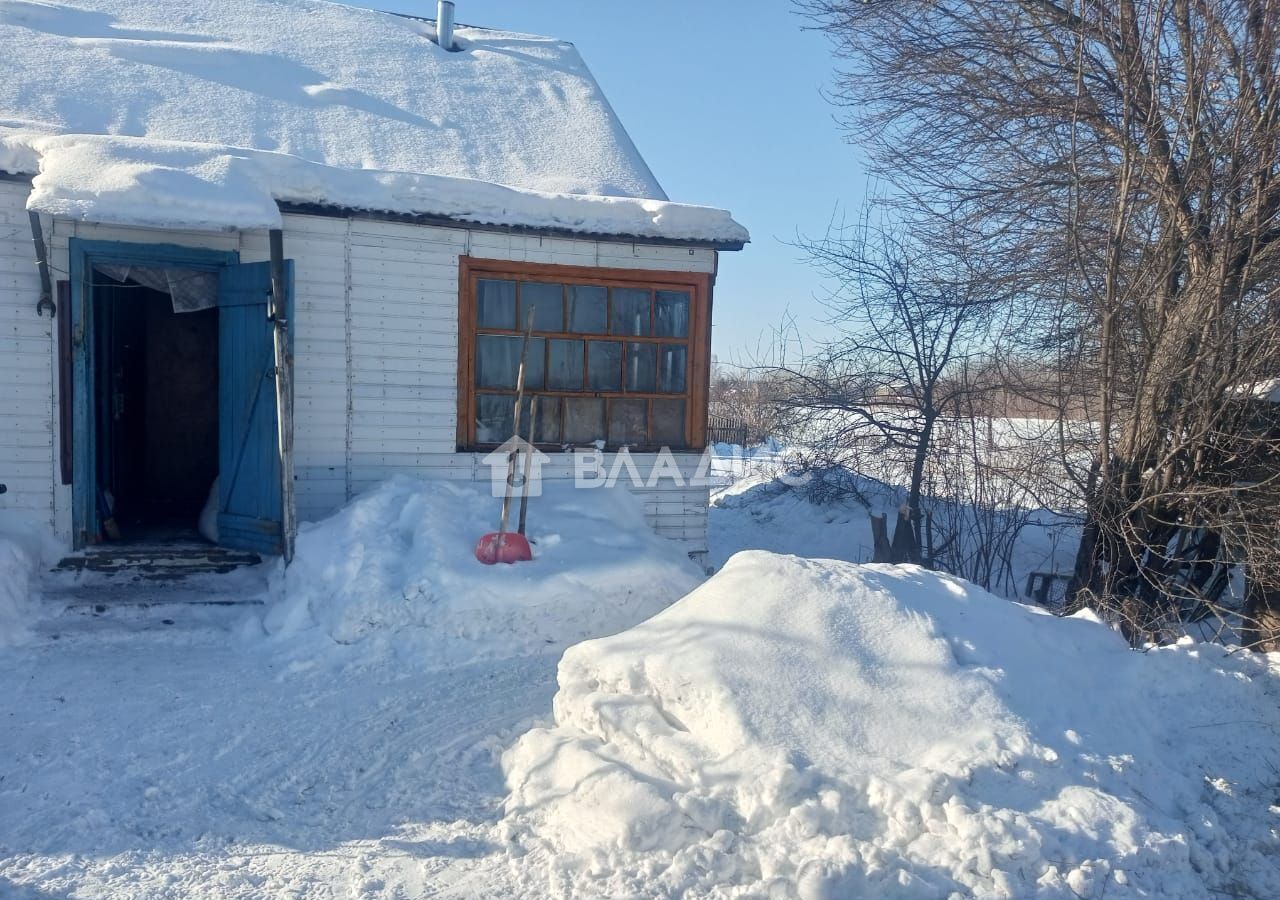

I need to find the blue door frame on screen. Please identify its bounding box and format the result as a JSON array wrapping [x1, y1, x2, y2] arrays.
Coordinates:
[[69, 239, 239, 549]]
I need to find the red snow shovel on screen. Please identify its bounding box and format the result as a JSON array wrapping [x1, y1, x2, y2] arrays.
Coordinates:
[[476, 313, 536, 565]]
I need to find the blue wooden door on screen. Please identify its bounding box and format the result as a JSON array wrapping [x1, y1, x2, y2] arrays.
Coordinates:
[[217, 261, 293, 554]]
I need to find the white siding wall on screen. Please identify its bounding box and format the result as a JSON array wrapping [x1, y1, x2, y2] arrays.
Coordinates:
[[270, 217, 348, 521], [0, 193, 716, 553], [311, 216, 717, 552], [0, 181, 53, 526]]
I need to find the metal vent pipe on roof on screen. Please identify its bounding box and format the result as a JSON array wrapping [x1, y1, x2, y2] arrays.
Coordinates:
[[436, 0, 456, 51]]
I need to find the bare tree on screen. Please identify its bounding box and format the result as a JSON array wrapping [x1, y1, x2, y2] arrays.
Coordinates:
[[779, 218, 1008, 562], [802, 0, 1280, 647]]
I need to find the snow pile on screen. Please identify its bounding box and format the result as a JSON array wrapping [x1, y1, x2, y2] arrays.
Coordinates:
[[502, 551, 1280, 898], [260, 476, 703, 668], [0, 512, 63, 647], [0, 131, 749, 241], [0, 0, 748, 242]]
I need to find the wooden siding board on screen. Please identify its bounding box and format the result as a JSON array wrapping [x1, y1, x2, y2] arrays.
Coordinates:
[[0, 182, 53, 524]]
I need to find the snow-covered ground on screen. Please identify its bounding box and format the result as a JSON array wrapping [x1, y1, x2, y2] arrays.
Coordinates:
[[1, 481, 700, 898], [707, 442, 1079, 603], [2, 468, 1279, 898], [0, 512, 64, 647], [0, 592, 552, 898]]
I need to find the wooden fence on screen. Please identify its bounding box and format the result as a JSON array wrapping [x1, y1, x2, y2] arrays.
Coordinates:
[[707, 412, 749, 447]]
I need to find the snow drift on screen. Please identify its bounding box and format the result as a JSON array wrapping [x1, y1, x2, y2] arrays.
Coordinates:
[[502, 551, 1280, 898], [0, 512, 63, 647], [259, 476, 703, 667]]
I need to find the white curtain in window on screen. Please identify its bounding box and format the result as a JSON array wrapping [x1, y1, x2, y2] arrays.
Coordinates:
[[94, 264, 219, 313]]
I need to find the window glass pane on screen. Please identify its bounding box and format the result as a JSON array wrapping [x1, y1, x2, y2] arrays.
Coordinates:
[[652, 399, 686, 447], [587, 340, 623, 391], [477, 279, 516, 329], [547, 339, 585, 391], [520, 282, 564, 332], [563, 398, 605, 444], [608, 398, 648, 445], [655, 290, 690, 338], [539, 396, 562, 444], [476, 393, 514, 443], [658, 344, 686, 394], [569, 285, 608, 333], [520, 395, 561, 444], [610, 288, 651, 336], [476, 334, 518, 389], [476, 335, 543, 389], [626, 343, 656, 392], [526, 337, 546, 390]]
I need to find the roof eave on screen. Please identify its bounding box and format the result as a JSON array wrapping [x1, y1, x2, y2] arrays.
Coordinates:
[[275, 201, 747, 251], [1, 172, 745, 250]]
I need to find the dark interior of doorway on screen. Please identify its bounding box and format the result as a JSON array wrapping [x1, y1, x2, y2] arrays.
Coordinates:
[[94, 274, 219, 542]]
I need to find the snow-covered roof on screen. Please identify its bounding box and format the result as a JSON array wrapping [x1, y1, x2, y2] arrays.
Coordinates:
[[0, 0, 748, 246]]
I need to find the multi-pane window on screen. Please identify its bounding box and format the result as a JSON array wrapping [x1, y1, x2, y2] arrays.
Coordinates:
[[458, 259, 709, 450]]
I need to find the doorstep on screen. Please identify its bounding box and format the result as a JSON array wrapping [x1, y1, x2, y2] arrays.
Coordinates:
[[48, 542, 269, 612], [54, 542, 262, 581]]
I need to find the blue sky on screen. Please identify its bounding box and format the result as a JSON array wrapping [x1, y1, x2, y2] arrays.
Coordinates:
[[363, 0, 866, 361]]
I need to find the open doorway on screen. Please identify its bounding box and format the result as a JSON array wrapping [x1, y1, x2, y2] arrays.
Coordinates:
[[71, 240, 291, 555], [92, 271, 219, 543]]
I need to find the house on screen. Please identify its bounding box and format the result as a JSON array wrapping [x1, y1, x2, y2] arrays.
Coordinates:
[[0, 0, 748, 561]]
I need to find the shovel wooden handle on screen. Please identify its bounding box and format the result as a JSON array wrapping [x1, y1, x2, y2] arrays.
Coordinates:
[[497, 310, 535, 537], [518, 396, 539, 536]]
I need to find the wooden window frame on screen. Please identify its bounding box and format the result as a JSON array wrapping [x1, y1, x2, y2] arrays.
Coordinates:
[[457, 256, 712, 451]]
